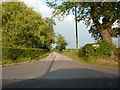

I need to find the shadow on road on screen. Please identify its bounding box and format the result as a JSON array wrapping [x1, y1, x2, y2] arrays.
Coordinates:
[[2, 68, 119, 88]]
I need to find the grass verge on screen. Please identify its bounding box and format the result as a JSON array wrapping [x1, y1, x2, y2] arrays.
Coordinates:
[[60, 50, 118, 67]]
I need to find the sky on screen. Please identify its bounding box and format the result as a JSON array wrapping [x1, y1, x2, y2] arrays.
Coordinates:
[[22, 0, 119, 48]]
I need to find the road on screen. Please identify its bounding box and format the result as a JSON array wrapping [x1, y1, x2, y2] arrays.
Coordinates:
[[2, 51, 119, 88]]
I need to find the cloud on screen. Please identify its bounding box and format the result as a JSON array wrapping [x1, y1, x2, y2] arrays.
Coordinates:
[[112, 21, 119, 28], [23, 0, 54, 18], [23, 0, 75, 21], [36, 1, 54, 17], [64, 15, 75, 22]]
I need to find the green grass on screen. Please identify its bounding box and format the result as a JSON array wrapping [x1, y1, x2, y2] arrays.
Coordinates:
[[60, 50, 118, 67], [33, 52, 50, 61]]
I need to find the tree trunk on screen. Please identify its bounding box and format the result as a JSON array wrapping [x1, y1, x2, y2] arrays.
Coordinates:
[[99, 29, 112, 43]]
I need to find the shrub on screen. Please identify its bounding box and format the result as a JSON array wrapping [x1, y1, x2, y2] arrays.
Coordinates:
[[2, 48, 49, 64], [79, 41, 115, 59], [96, 42, 115, 57]]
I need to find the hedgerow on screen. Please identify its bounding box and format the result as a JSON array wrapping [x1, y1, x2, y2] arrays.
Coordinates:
[[2, 48, 49, 64]]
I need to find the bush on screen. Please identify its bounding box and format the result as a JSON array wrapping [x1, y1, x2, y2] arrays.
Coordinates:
[[2, 48, 49, 64], [96, 42, 115, 57], [79, 41, 115, 59]]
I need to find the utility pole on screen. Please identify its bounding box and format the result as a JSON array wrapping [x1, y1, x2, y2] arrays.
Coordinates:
[[75, 6, 78, 50]]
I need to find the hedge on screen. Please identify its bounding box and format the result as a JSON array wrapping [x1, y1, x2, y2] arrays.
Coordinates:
[[2, 48, 49, 63], [79, 41, 115, 59]]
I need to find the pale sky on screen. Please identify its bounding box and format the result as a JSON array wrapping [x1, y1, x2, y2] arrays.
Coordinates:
[[22, 0, 119, 48]]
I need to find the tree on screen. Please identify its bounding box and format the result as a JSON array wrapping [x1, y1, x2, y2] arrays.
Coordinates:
[[47, 1, 120, 44], [44, 17, 56, 49], [45, 17, 56, 28], [55, 34, 67, 51], [2, 2, 55, 49]]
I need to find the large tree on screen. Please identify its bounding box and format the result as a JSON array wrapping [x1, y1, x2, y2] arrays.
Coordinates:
[[47, 1, 120, 44], [55, 34, 67, 52], [2, 2, 55, 49], [44, 17, 56, 49]]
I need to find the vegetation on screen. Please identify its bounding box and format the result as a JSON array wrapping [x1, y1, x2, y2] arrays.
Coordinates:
[[2, 2, 56, 66], [61, 48, 118, 67], [47, 2, 120, 44], [55, 34, 68, 52], [47, 1, 119, 67], [2, 48, 49, 66], [60, 41, 118, 67], [1, 2, 119, 67], [2, 2, 55, 49], [79, 42, 115, 59]]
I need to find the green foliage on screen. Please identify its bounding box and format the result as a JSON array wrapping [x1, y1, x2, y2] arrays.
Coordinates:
[[96, 42, 115, 57], [55, 34, 67, 51], [2, 2, 55, 49], [80, 44, 95, 58], [2, 48, 49, 64], [45, 17, 56, 28], [44, 17, 56, 48], [47, 1, 120, 42], [79, 42, 115, 59], [61, 49, 118, 67], [111, 28, 120, 38]]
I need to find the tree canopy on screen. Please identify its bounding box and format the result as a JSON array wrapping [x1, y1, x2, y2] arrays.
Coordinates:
[[55, 34, 67, 51], [2, 2, 55, 49], [47, 1, 120, 43]]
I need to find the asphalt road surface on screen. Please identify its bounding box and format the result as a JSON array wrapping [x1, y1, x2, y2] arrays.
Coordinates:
[[2, 51, 119, 88]]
